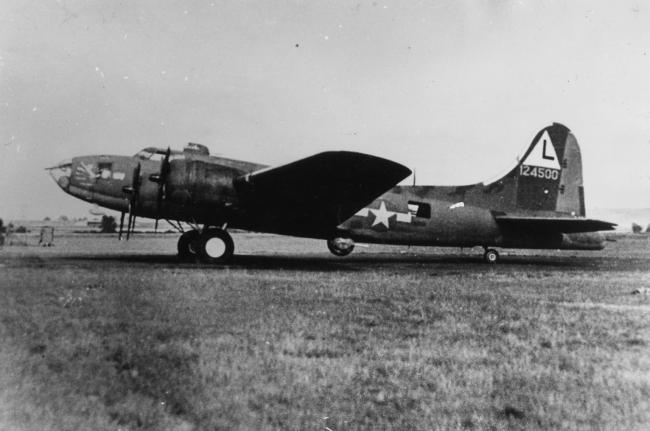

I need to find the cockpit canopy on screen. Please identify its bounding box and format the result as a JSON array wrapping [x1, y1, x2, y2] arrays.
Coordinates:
[[134, 143, 210, 161], [134, 147, 179, 161]]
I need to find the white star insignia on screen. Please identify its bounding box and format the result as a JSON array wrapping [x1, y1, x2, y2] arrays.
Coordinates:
[[370, 201, 392, 228]]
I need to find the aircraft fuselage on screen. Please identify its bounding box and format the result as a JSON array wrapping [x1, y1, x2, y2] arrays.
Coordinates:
[[339, 188, 606, 250], [48, 124, 615, 263]]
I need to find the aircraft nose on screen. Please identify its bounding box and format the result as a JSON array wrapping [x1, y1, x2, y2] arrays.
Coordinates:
[[46, 159, 73, 190]]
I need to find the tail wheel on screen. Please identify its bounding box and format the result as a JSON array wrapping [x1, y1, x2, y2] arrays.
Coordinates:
[[483, 248, 499, 264], [327, 237, 355, 257], [177, 230, 200, 260], [197, 228, 234, 264]]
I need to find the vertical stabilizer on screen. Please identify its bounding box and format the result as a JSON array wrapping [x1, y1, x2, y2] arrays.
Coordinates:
[[492, 123, 586, 216]]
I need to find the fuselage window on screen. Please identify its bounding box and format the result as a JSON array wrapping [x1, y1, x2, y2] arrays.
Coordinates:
[[408, 201, 431, 218], [98, 162, 112, 180]]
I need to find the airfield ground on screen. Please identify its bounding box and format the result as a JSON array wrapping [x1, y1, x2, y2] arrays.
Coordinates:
[[1, 232, 649, 430]]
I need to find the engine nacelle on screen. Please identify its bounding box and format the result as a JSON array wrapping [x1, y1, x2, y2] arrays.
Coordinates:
[[166, 159, 240, 207]]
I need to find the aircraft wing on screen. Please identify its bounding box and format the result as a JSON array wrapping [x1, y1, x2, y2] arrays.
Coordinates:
[[494, 215, 617, 233], [234, 151, 411, 237]]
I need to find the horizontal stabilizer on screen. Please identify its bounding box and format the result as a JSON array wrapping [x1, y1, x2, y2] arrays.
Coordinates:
[[234, 151, 411, 236], [494, 215, 617, 233]]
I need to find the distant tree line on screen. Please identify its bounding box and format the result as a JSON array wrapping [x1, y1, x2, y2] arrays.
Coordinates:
[[100, 216, 117, 233]]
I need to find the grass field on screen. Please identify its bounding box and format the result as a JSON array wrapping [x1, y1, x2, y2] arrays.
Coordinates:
[[1, 233, 649, 430]]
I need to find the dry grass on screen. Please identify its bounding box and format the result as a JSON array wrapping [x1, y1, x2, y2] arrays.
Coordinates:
[[1, 234, 649, 430]]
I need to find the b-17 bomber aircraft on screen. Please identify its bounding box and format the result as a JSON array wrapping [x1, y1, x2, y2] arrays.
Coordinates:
[[47, 123, 615, 263]]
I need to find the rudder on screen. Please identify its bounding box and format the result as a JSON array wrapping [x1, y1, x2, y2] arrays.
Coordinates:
[[555, 128, 585, 216]]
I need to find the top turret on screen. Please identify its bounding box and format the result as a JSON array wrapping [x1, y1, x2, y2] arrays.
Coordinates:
[[184, 143, 209, 156]]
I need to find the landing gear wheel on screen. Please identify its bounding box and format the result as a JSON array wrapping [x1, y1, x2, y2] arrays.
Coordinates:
[[327, 237, 355, 257], [197, 228, 234, 264], [483, 248, 499, 264], [177, 230, 200, 260]]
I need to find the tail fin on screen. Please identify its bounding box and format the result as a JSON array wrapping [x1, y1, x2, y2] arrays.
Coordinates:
[[492, 123, 585, 216]]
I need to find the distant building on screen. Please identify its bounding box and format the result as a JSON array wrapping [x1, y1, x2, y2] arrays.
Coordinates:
[[87, 218, 102, 229]]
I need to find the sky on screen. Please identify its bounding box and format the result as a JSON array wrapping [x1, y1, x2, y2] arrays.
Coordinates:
[[1, 0, 650, 220]]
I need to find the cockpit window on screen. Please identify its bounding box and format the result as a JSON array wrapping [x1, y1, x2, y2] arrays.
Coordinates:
[[149, 153, 167, 162], [134, 148, 183, 161], [98, 162, 112, 180], [135, 149, 154, 160]]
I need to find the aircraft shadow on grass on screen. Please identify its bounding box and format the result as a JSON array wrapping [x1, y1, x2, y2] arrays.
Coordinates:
[[58, 252, 600, 271]]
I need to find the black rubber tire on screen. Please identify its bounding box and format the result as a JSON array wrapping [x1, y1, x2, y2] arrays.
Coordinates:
[[327, 238, 355, 257], [197, 228, 235, 264], [177, 230, 200, 260], [483, 248, 499, 264]]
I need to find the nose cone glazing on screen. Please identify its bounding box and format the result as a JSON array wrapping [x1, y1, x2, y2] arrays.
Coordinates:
[[47, 159, 73, 190]]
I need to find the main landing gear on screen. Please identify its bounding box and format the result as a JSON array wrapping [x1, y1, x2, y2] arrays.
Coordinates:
[[483, 247, 499, 264], [177, 228, 234, 264]]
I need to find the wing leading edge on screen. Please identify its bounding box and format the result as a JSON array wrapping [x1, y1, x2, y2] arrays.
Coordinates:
[[233, 151, 411, 237], [494, 215, 617, 234]]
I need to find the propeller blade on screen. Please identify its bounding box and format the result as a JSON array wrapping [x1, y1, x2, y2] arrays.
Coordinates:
[[157, 148, 171, 207], [126, 204, 133, 240], [154, 147, 171, 229], [118, 211, 125, 240], [126, 163, 141, 240]]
